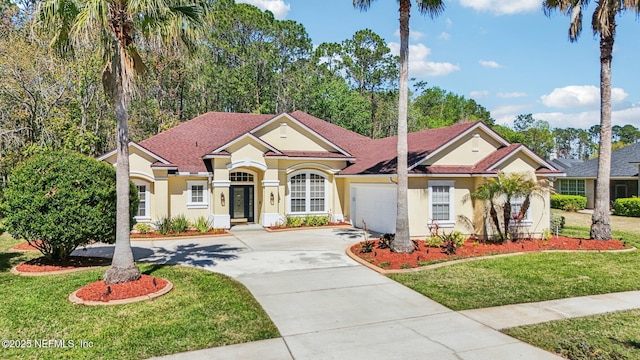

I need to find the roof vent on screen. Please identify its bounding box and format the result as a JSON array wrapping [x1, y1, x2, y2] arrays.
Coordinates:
[[472, 134, 480, 152], [280, 123, 288, 138]]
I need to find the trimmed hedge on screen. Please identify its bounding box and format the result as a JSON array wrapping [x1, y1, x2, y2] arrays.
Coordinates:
[[550, 194, 587, 211], [613, 197, 640, 217]]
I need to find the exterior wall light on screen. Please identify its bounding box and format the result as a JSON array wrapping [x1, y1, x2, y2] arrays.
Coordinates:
[[220, 193, 225, 207], [270, 191, 275, 205]]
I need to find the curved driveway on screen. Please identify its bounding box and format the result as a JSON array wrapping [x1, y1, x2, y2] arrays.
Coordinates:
[[88, 227, 562, 359]]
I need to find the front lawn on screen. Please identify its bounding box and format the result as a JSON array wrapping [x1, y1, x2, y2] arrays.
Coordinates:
[[389, 225, 640, 311], [504, 309, 640, 359], [0, 233, 279, 360]]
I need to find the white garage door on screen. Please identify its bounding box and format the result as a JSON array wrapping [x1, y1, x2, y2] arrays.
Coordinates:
[[351, 184, 397, 234]]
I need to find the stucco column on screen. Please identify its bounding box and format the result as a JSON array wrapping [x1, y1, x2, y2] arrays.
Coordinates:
[[152, 171, 169, 221], [261, 180, 281, 226], [211, 180, 231, 229]]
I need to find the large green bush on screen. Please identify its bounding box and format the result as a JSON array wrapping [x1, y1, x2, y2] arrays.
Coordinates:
[[612, 197, 640, 217], [2, 151, 138, 261], [550, 194, 587, 211]]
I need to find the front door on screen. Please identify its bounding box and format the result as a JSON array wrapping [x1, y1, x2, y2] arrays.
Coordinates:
[[230, 185, 254, 222]]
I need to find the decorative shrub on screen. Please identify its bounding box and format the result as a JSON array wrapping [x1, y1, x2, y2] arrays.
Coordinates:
[[2, 150, 138, 261], [550, 214, 566, 230], [377, 233, 395, 249], [612, 197, 640, 217], [550, 194, 587, 211], [306, 215, 330, 227], [134, 223, 152, 234], [286, 216, 304, 227], [425, 236, 443, 248], [171, 214, 190, 233], [193, 216, 213, 233], [154, 215, 173, 235]]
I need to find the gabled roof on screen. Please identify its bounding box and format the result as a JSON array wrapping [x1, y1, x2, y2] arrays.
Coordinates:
[[135, 111, 370, 173], [338, 122, 481, 175], [563, 142, 640, 178]]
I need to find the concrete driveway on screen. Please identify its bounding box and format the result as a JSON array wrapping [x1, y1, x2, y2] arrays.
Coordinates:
[[77, 227, 561, 359]]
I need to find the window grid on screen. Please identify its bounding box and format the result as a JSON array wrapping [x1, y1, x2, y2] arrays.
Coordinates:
[[290, 174, 307, 213], [558, 179, 585, 196], [510, 196, 530, 221], [191, 185, 204, 203], [230, 172, 254, 182], [309, 174, 325, 212], [431, 186, 450, 221], [137, 185, 146, 217]]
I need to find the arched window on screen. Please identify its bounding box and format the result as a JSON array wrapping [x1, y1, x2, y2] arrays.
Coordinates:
[[288, 171, 328, 214]]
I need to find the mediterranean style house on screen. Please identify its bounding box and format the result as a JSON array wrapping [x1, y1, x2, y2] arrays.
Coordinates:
[[99, 111, 563, 238]]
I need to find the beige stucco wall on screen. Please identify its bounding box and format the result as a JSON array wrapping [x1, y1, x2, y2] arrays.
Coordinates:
[[254, 118, 334, 152], [424, 130, 504, 166], [167, 176, 211, 222]]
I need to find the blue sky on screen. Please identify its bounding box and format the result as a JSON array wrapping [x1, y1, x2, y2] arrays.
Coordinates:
[[237, 0, 640, 130]]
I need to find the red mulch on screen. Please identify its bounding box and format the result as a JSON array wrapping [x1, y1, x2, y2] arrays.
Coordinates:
[[131, 229, 228, 238], [352, 236, 628, 270], [15, 256, 111, 273], [75, 275, 168, 302], [11, 241, 42, 251]]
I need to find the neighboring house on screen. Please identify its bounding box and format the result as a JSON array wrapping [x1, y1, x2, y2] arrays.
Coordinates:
[[99, 111, 562, 238], [553, 142, 640, 209]]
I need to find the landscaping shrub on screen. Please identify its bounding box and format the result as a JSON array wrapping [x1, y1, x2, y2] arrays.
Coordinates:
[[171, 214, 190, 233], [133, 223, 153, 234], [286, 216, 303, 227], [378, 233, 395, 249], [2, 150, 138, 261], [550, 194, 587, 211], [550, 214, 566, 230], [154, 215, 173, 235], [306, 215, 330, 227], [193, 216, 213, 233], [612, 197, 640, 217]]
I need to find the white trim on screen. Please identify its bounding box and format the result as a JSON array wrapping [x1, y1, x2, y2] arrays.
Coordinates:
[[268, 155, 355, 161], [262, 180, 280, 187], [227, 159, 268, 171], [286, 163, 340, 174], [250, 113, 353, 157], [212, 133, 282, 154], [97, 142, 171, 164], [202, 154, 231, 159], [488, 145, 560, 173], [287, 170, 329, 214], [261, 213, 281, 227], [187, 180, 209, 209], [130, 171, 155, 182], [428, 180, 455, 228], [211, 214, 230, 229], [212, 180, 231, 188], [510, 195, 532, 226], [409, 122, 509, 171]]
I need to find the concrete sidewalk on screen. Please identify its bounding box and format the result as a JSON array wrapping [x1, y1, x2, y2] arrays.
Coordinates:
[[76, 227, 637, 360]]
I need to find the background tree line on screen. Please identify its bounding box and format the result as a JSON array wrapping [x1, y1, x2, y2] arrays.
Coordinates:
[[1, 0, 635, 185]]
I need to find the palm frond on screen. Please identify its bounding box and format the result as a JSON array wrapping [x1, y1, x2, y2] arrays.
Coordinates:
[[416, 0, 445, 19], [353, 0, 374, 11]]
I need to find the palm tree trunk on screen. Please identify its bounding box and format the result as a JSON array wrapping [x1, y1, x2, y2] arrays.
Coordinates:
[[104, 51, 141, 284], [591, 18, 614, 240], [391, 0, 413, 253]]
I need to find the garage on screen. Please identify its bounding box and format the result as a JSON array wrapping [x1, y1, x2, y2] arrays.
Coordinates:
[[350, 184, 397, 234]]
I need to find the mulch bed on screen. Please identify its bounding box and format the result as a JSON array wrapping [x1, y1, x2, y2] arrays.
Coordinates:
[[15, 256, 112, 273], [351, 236, 628, 270], [75, 275, 169, 302], [10, 240, 42, 251], [131, 229, 228, 238]]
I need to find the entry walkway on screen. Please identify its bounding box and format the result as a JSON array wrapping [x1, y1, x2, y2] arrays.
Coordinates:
[[78, 227, 638, 360]]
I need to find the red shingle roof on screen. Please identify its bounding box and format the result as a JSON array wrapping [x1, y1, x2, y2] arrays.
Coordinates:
[[338, 122, 479, 175]]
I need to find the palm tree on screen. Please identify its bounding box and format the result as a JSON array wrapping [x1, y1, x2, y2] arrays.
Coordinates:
[[543, 0, 640, 240], [34, 0, 204, 283], [353, 0, 445, 253]]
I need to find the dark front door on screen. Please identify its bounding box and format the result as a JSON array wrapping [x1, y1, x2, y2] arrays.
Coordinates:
[[230, 185, 254, 222]]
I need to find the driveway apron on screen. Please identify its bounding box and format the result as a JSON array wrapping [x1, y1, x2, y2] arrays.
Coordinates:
[[123, 227, 562, 360]]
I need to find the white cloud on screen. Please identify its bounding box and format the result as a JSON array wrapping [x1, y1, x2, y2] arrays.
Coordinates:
[[235, 0, 290, 20], [459, 0, 540, 15], [492, 103, 534, 125], [494, 105, 640, 130], [479, 60, 501, 68], [389, 42, 460, 77], [438, 32, 450, 40], [541, 85, 628, 110], [470, 90, 489, 98], [497, 92, 527, 98]]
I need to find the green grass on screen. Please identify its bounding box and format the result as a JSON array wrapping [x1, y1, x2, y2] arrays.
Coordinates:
[[389, 226, 640, 311], [0, 233, 279, 359], [504, 310, 640, 359]]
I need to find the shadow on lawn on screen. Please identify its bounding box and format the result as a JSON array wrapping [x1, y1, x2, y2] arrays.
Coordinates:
[[0, 252, 25, 272]]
